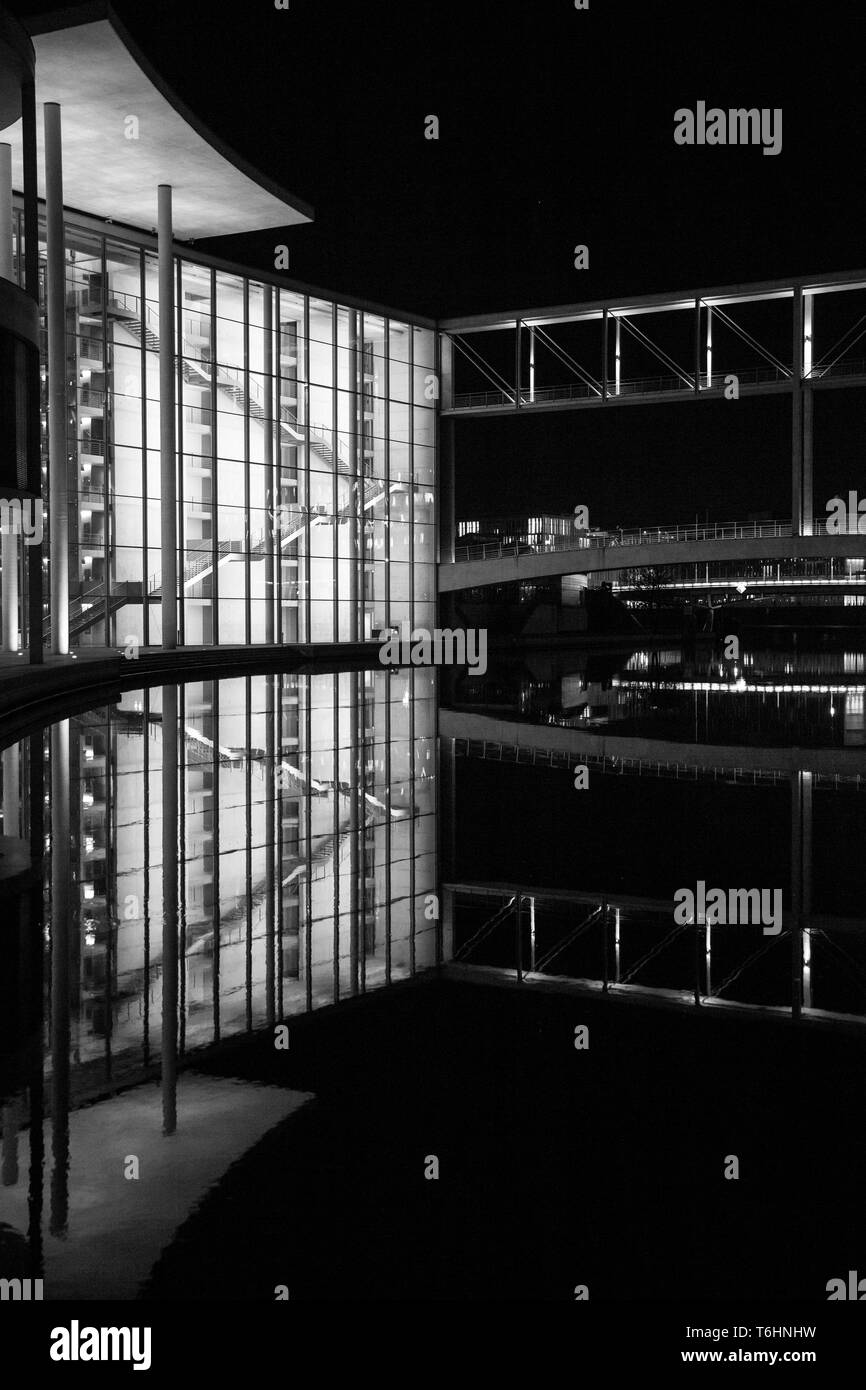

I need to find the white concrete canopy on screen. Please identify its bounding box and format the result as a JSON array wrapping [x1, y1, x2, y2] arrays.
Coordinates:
[[5, 6, 312, 239]]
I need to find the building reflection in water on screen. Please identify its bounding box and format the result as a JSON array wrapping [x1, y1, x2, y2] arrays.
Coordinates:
[[448, 645, 866, 749], [0, 666, 438, 1293]]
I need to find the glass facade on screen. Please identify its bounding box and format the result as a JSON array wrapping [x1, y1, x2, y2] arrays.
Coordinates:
[[5, 205, 437, 651], [0, 666, 439, 1079]]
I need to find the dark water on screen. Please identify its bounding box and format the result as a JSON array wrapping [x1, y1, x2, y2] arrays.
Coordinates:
[[1, 644, 865, 1300], [447, 643, 866, 748]]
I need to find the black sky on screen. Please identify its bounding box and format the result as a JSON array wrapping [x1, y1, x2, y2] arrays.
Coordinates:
[[11, 0, 866, 525]]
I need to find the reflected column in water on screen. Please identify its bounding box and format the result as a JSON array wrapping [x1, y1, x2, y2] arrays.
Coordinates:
[[438, 735, 456, 965], [0, 730, 45, 1276], [791, 770, 813, 1014], [50, 719, 70, 1236], [161, 686, 179, 1135], [1, 1098, 19, 1188], [27, 732, 44, 1273], [2, 743, 19, 838]]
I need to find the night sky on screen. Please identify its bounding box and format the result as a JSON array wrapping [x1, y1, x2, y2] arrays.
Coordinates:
[[12, 0, 866, 524]]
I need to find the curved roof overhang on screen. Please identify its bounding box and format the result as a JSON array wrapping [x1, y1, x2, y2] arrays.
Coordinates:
[[3, 1, 312, 239], [0, 9, 34, 132]]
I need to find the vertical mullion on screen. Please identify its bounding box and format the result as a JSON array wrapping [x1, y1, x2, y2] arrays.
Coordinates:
[[264, 286, 275, 646], [408, 324, 416, 975], [212, 680, 221, 1041], [332, 673, 340, 1003], [331, 303, 338, 641], [303, 294, 311, 645], [211, 268, 219, 647], [384, 673, 392, 988], [142, 689, 151, 1063], [273, 291, 281, 646], [175, 254, 184, 646], [276, 677, 284, 1019], [245, 675, 253, 1029], [243, 279, 251, 647], [22, 83, 42, 663], [103, 709, 113, 1079], [100, 233, 109, 642], [265, 671, 275, 1022], [276, 675, 285, 1021], [359, 673, 367, 995], [139, 249, 149, 647], [178, 683, 186, 1056], [304, 674, 312, 1011]]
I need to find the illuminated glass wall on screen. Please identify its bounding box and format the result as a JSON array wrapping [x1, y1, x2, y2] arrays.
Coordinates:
[[0, 667, 439, 1076], [10, 206, 437, 650]]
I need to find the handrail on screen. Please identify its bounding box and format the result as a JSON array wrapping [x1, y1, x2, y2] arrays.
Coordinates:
[[452, 519, 830, 563]]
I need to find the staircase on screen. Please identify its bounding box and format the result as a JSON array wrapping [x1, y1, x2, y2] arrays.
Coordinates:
[[44, 292, 390, 640]]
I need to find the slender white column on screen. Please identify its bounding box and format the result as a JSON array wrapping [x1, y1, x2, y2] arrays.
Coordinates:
[[0, 143, 19, 652], [158, 186, 177, 649], [529, 326, 535, 402], [1, 533, 18, 652], [0, 143, 12, 279], [45, 104, 69, 654], [706, 306, 713, 388]]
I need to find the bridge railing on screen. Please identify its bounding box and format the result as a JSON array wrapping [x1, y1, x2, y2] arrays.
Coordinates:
[[450, 364, 800, 412], [453, 518, 807, 563], [451, 361, 866, 412]]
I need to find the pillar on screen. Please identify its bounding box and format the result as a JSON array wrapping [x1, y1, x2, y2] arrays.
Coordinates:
[[514, 318, 521, 409], [1, 535, 18, 652], [0, 140, 12, 280], [792, 287, 814, 537], [22, 80, 42, 664], [529, 325, 536, 403], [514, 894, 523, 982], [802, 292, 814, 534], [158, 187, 177, 649], [706, 305, 713, 388], [0, 144, 19, 653], [705, 924, 713, 998], [615, 317, 621, 395], [439, 416, 455, 566], [438, 331, 453, 412], [45, 105, 68, 655]]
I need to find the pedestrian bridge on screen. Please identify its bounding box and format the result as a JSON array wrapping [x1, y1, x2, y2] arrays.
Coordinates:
[[439, 519, 866, 592]]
